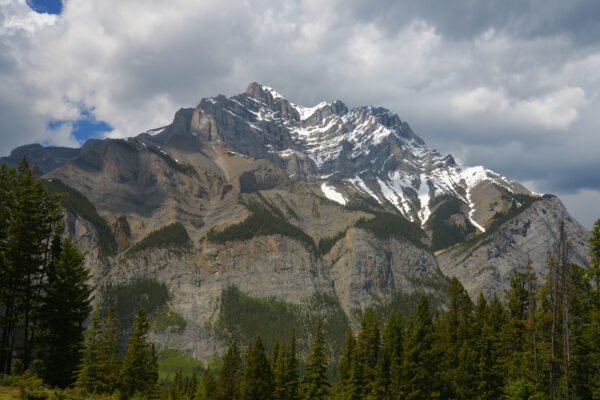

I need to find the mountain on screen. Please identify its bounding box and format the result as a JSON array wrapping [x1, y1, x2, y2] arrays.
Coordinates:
[[1, 83, 590, 360]]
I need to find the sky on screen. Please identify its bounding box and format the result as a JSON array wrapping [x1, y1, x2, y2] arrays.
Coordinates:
[[1, 0, 599, 228]]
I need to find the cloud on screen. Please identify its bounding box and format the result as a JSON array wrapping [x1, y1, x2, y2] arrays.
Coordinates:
[[451, 86, 587, 130], [0, 0, 599, 226]]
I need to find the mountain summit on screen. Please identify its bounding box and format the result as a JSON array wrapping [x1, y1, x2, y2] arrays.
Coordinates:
[[0, 83, 590, 360]]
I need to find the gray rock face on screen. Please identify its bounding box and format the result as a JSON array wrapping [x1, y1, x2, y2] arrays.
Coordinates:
[[326, 228, 446, 316], [0, 142, 94, 176], [437, 196, 590, 298]]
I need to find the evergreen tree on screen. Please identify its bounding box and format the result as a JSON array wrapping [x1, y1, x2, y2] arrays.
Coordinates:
[[38, 238, 92, 387], [335, 327, 355, 396], [404, 294, 435, 400], [273, 341, 287, 400], [388, 311, 405, 400], [356, 308, 380, 397], [346, 345, 364, 400], [2, 157, 62, 371], [195, 368, 217, 400], [587, 218, 600, 398], [0, 163, 15, 374], [285, 330, 299, 400], [120, 308, 159, 399], [302, 318, 329, 400], [241, 335, 273, 400], [75, 306, 103, 394], [98, 307, 121, 395], [502, 267, 537, 386], [473, 294, 504, 399], [437, 277, 474, 398], [76, 306, 121, 395], [217, 340, 242, 400], [379, 311, 403, 400]]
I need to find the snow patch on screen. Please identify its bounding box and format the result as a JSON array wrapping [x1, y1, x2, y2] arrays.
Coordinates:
[[263, 86, 285, 100], [348, 176, 382, 204], [321, 183, 347, 205], [293, 102, 330, 120], [417, 174, 432, 226]]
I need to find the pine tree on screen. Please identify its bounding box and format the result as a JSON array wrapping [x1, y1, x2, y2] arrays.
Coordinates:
[[356, 308, 380, 397], [2, 156, 62, 371], [120, 308, 159, 399], [301, 318, 329, 400], [217, 340, 242, 400], [587, 218, 600, 398], [388, 310, 405, 400], [75, 306, 121, 395], [346, 345, 364, 400], [195, 368, 217, 400], [437, 277, 474, 398], [404, 294, 435, 400], [98, 307, 121, 394], [502, 267, 537, 384], [241, 335, 273, 400], [0, 163, 16, 374], [38, 238, 92, 387], [380, 311, 403, 400], [335, 327, 355, 397], [473, 293, 504, 399], [75, 306, 103, 394], [273, 341, 287, 400], [285, 330, 299, 400]]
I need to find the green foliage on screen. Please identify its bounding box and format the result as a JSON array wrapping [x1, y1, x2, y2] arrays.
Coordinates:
[[301, 319, 328, 400], [216, 286, 300, 352], [216, 287, 349, 369], [241, 336, 273, 400], [308, 293, 350, 365], [120, 309, 159, 399], [353, 212, 427, 249], [151, 307, 187, 334], [195, 368, 217, 400], [217, 341, 242, 400], [317, 230, 347, 255], [158, 349, 205, 381], [426, 195, 476, 251], [0, 157, 77, 374], [38, 238, 92, 388], [98, 278, 170, 349], [44, 179, 117, 258], [126, 222, 192, 256], [75, 307, 120, 395], [206, 201, 315, 251]]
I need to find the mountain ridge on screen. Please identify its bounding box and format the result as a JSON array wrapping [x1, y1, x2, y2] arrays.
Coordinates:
[[0, 82, 590, 361]]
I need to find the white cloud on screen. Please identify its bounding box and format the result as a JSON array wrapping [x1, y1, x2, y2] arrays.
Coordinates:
[[0, 0, 599, 228], [451, 86, 587, 130]]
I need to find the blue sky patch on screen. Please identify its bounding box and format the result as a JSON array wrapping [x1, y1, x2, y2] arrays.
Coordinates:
[[47, 108, 113, 144], [27, 0, 62, 15]]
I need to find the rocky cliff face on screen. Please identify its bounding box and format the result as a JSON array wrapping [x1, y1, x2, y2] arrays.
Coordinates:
[[1, 83, 591, 360], [437, 195, 590, 298]]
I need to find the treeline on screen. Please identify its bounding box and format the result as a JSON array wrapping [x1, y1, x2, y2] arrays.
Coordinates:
[[164, 219, 600, 400], [0, 157, 92, 387]]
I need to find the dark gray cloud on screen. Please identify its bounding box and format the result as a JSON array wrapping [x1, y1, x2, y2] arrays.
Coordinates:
[[0, 0, 598, 227]]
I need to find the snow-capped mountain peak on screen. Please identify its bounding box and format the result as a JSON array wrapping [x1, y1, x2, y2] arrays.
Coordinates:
[[155, 83, 535, 229]]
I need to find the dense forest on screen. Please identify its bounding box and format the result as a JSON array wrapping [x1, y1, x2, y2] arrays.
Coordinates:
[[1, 156, 600, 400]]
